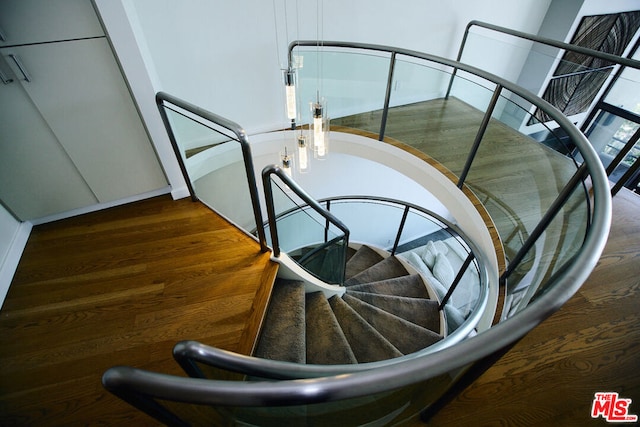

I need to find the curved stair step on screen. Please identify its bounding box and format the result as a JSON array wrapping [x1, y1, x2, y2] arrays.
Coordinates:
[[346, 290, 441, 332], [345, 256, 409, 286], [342, 294, 442, 354], [345, 245, 384, 279], [254, 280, 306, 363], [305, 292, 357, 365], [328, 295, 402, 363], [347, 274, 430, 299]]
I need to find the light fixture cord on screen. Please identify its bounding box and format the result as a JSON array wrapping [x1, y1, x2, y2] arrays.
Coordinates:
[[272, 0, 281, 69]]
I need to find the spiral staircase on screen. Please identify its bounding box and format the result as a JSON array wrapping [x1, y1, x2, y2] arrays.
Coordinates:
[[254, 245, 443, 365], [101, 31, 612, 426]]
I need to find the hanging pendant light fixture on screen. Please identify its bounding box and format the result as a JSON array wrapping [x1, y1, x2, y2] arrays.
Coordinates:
[[284, 68, 297, 124], [281, 146, 293, 178], [311, 0, 328, 159], [312, 98, 327, 158], [297, 132, 308, 173]]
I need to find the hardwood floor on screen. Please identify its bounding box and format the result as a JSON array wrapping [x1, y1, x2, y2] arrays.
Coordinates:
[[0, 196, 277, 426], [1, 191, 637, 426], [424, 188, 640, 426], [1, 97, 637, 425]]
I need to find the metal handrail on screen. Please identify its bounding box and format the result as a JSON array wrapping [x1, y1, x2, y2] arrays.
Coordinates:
[[288, 39, 599, 298], [449, 20, 640, 194], [459, 20, 640, 71], [262, 165, 350, 284], [262, 192, 489, 329], [167, 192, 494, 378], [104, 40, 611, 422], [155, 91, 268, 252]]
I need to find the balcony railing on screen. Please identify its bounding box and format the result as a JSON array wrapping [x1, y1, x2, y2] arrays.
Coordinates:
[[104, 36, 611, 426]]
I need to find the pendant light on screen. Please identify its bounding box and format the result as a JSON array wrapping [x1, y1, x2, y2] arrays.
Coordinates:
[[284, 68, 297, 124], [311, 0, 328, 159], [297, 132, 308, 173], [281, 146, 293, 178]]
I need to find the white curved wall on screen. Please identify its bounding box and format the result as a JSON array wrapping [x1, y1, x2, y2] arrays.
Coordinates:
[[189, 131, 500, 329]]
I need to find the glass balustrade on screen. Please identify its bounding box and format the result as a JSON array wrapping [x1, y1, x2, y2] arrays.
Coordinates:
[[156, 93, 267, 250], [325, 197, 484, 333], [291, 42, 598, 323], [264, 178, 347, 284], [109, 33, 612, 427]]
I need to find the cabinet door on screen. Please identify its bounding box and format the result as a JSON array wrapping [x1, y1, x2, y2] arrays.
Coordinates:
[[0, 0, 104, 46], [2, 38, 167, 203], [0, 64, 98, 221]]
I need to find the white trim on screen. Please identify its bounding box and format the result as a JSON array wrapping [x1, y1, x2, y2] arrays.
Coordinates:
[[30, 186, 172, 226], [92, 0, 188, 200], [0, 221, 32, 310]]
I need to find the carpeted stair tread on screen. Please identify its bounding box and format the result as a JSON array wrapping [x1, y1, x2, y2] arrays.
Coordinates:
[[345, 245, 384, 279], [346, 290, 441, 332], [328, 295, 403, 363], [345, 246, 357, 264], [342, 294, 442, 354], [346, 274, 430, 299], [305, 292, 357, 365], [254, 280, 306, 363], [345, 256, 409, 286]]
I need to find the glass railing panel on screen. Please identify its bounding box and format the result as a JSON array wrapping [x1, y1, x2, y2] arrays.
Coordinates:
[[502, 180, 590, 318], [460, 27, 625, 106], [325, 199, 404, 249], [294, 48, 392, 133], [382, 56, 474, 174], [267, 179, 346, 284], [393, 208, 481, 333], [463, 92, 584, 251], [160, 105, 257, 232], [490, 87, 584, 158], [603, 56, 640, 114], [408, 71, 495, 177], [460, 29, 558, 93], [585, 110, 640, 178], [389, 55, 451, 108], [230, 374, 453, 427]]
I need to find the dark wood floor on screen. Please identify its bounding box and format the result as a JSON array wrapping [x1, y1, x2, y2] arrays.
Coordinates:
[[1, 189, 638, 426], [1, 96, 638, 425], [0, 196, 277, 426], [426, 188, 640, 426]]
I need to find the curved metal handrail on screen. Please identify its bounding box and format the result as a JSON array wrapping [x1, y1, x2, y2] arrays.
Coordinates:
[[461, 20, 640, 70], [263, 192, 490, 334], [262, 164, 350, 275], [105, 41, 611, 420], [155, 91, 268, 252], [289, 39, 605, 301]]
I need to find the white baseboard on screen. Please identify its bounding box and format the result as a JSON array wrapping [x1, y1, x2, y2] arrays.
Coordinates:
[[171, 185, 191, 200], [0, 186, 181, 309], [30, 186, 173, 226], [0, 221, 32, 310]]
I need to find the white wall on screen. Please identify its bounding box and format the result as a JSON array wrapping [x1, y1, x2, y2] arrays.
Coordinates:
[[116, 0, 552, 135], [0, 205, 31, 309], [93, 0, 189, 200]]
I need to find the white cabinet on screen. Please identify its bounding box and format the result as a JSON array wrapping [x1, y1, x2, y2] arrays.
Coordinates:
[[0, 0, 167, 221], [0, 70, 98, 219], [0, 0, 104, 46]]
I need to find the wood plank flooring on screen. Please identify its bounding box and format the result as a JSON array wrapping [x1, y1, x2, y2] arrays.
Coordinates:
[[424, 188, 640, 426], [0, 196, 277, 426], [0, 96, 637, 425], [334, 99, 589, 263], [1, 191, 636, 426]]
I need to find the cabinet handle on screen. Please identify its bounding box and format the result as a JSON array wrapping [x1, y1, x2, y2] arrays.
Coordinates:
[[8, 54, 31, 82], [0, 69, 13, 84], [0, 24, 6, 42]]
